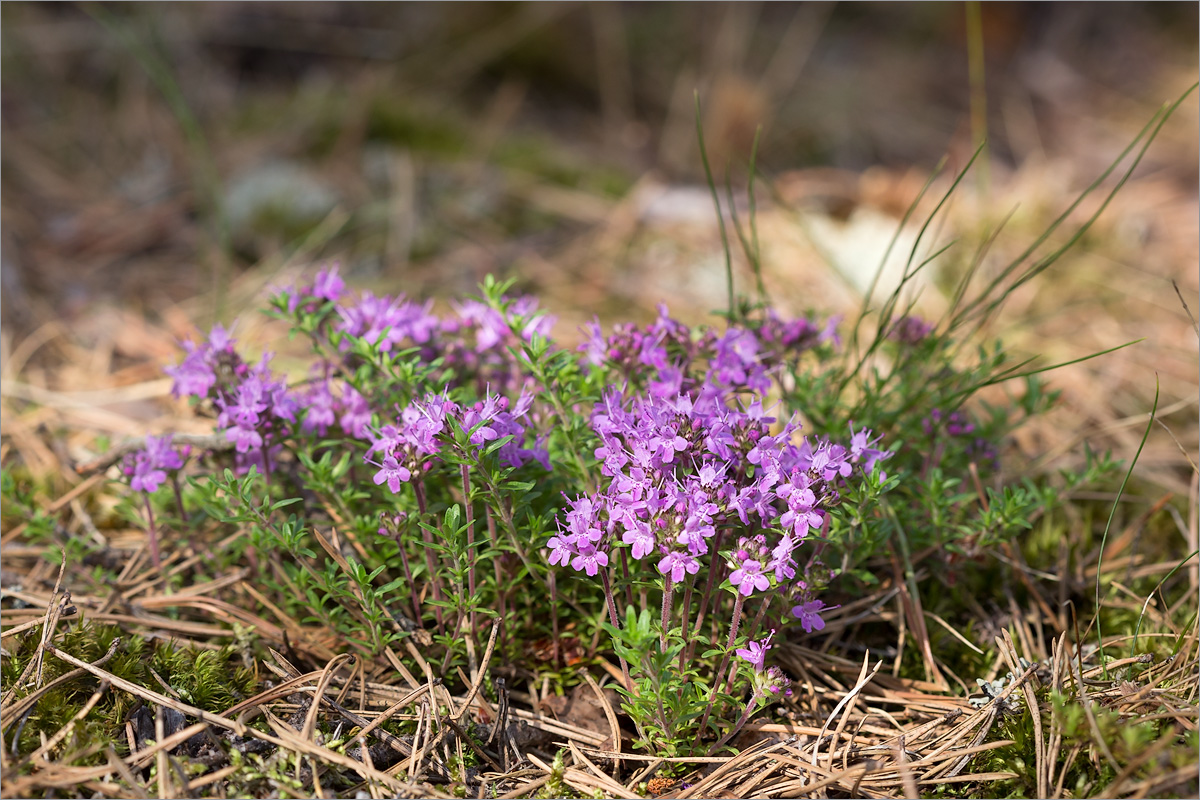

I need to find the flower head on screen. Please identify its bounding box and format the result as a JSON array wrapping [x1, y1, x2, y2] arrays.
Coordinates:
[[736, 630, 775, 672], [123, 434, 188, 494], [792, 599, 827, 633]]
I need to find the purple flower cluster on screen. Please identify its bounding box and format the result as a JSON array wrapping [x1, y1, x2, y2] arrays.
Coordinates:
[[324, 283, 555, 393], [547, 385, 890, 630], [337, 292, 440, 352], [123, 434, 188, 494], [922, 408, 975, 438], [736, 630, 791, 696], [580, 304, 838, 416], [166, 325, 367, 471], [286, 263, 347, 313], [888, 315, 935, 345], [166, 269, 562, 478], [923, 408, 998, 468], [367, 388, 549, 494]]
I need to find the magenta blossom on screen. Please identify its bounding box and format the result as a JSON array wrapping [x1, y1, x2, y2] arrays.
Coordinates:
[[123, 434, 188, 493], [657, 549, 700, 583], [792, 599, 827, 633], [729, 560, 770, 596], [736, 630, 775, 672]]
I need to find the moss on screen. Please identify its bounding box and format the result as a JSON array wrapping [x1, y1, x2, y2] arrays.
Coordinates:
[[2, 623, 260, 763], [366, 100, 469, 157]]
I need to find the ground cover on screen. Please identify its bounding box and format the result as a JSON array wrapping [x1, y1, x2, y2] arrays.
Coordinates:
[[2, 5, 1197, 798]]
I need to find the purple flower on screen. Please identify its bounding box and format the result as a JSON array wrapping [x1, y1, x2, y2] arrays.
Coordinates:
[[579, 319, 608, 367], [547, 532, 576, 567], [312, 263, 345, 302], [571, 540, 609, 576], [736, 630, 775, 672], [339, 386, 372, 438], [759, 665, 792, 697], [622, 521, 656, 560], [165, 341, 217, 399], [372, 455, 412, 493], [769, 536, 797, 582], [729, 558, 770, 597], [848, 424, 890, 474], [143, 435, 186, 471], [226, 424, 263, 454], [657, 549, 700, 583], [792, 599, 826, 633], [127, 453, 167, 494], [302, 378, 337, 434], [888, 315, 933, 344]]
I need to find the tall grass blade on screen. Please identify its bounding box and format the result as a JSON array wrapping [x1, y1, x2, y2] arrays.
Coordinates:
[[1095, 379, 1159, 678], [694, 92, 736, 320]]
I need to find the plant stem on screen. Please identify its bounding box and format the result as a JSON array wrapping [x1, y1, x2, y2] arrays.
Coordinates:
[[621, 548, 635, 609], [461, 464, 479, 648], [548, 568, 561, 666], [696, 591, 745, 742], [600, 569, 633, 692], [687, 528, 726, 663], [412, 478, 445, 634], [170, 475, 187, 527], [677, 572, 696, 673], [143, 495, 162, 569], [396, 541, 422, 623], [706, 689, 762, 755], [485, 512, 509, 653], [660, 576, 673, 653]]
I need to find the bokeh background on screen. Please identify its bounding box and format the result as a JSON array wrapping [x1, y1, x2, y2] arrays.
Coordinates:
[[2, 1, 1197, 495]]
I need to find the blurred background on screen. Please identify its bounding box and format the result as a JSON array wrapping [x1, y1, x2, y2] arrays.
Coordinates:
[[1, 1, 1197, 489]]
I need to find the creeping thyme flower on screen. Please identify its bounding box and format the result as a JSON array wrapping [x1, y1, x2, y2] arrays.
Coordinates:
[[792, 599, 827, 633], [123, 434, 188, 493], [365, 390, 463, 492], [212, 355, 296, 459], [571, 540, 609, 576], [758, 665, 793, 697], [372, 455, 412, 493], [285, 262, 346, 313], [338, 386, 372, 438], [848, 424, 890, 474], [301, 375, 337, 435], [736, 630, 775, 672], [658, 549, 700, 583], [728, 537, 772, 596], [165, 323, 240, 399], [888, 314, 934, 344], [923, 408, 975, 437], [622, 520, 656, 560]]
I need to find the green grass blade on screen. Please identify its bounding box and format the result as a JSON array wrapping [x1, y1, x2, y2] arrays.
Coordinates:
[[695, 92, 736, 320], [1095, 378, 1159, 679]]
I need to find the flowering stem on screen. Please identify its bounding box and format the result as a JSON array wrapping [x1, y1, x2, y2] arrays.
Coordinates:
[[548, 568, 561, 665], [461, 464, 478, 647], [706, 688, 763, 755], [741, 590, 775, 660], [696, 590, 745, 741], [485, 512, 508, 652], [412, 478, 445, 634], [600, 569, 633, 693], [687, 528, 726, 663], [620, 548, 634, 609], [660, 577, 673, 653], [727, 591, 773, 694], [170, 475, 187, 527], [677, 572, 697, 673], [396, 542, 422, 622], [142, 495, 162, 569]]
